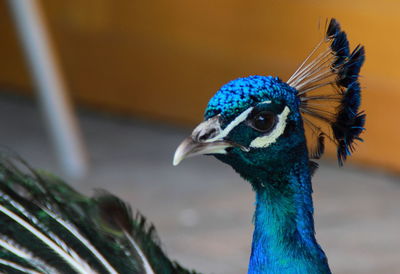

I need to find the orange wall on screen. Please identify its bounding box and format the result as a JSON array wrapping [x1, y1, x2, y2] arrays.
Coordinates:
[[0, 0, 398, 171]]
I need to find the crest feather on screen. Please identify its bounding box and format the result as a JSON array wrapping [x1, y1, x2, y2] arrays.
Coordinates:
[[288, 18, 366, 165]]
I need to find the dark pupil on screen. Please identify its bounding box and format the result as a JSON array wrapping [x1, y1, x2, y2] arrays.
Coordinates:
[[253, 111, 275, 132]]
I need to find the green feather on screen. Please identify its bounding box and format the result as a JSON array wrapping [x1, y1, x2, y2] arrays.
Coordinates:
[[0, 154, 197, 274]]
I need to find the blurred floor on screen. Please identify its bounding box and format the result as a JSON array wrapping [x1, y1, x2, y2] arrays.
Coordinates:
[[0, 94, 399, 274]]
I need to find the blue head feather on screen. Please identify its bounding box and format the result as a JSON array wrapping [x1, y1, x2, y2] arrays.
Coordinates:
[[203, 75, 308, 192], [205, 76, 300, 125]]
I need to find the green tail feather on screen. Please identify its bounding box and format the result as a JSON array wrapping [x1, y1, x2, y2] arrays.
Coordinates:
[[0, 154, 198, 274]]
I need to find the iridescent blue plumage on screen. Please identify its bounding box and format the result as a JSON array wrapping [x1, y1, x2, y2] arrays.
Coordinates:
[[205, 78, 331, 272], [205, 76, 299, 125]]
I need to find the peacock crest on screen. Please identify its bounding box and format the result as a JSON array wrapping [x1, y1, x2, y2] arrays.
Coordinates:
[[288, 19, 366, 165]]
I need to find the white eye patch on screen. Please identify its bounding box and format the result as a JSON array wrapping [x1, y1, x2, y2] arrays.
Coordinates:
[[249, 106, 291, 148]]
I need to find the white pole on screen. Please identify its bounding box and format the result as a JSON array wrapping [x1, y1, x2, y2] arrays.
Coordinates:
[[7, 0, 88, 178]]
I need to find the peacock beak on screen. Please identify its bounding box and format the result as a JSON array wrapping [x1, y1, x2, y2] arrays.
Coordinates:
[[173, 117, 234, 166], [173, 137, 233, 166]]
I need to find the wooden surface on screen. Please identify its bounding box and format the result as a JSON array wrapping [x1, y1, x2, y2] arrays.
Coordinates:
[[0, 0, 398, 171]]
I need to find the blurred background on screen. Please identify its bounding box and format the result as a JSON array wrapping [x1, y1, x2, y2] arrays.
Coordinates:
[[0, 0, 399, 273]]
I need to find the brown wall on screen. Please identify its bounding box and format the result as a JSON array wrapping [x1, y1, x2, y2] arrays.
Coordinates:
[[0, 0, 399, 171]]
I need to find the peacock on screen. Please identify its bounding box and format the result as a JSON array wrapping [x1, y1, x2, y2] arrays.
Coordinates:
[[0, 18, 364, 273]]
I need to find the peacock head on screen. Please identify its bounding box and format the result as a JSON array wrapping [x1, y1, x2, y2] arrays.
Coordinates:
[[173, 76, 307, 184], [174, 19, 366, 186], [174, 76, 304, 173]]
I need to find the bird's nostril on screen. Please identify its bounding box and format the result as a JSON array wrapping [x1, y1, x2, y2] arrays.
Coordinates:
[[198, 128, 217, 142]]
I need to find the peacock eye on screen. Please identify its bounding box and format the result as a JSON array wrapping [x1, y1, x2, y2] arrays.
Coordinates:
[[250, 111, 276, 132]]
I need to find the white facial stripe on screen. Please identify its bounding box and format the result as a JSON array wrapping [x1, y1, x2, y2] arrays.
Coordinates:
[[205, 101, 273, 143], [249, 106, 291, 148], [205, 106, 254, 142]]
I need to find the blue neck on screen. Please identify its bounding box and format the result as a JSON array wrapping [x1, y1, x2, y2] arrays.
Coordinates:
[[248, 160, 331, 274], [214, 119, 332, 273]]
